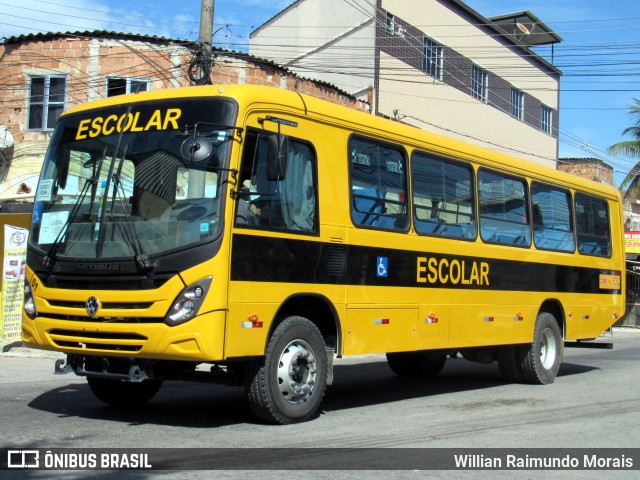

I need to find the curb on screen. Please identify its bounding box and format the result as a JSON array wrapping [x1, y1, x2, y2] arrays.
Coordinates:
[[1, 341, 64, 359]]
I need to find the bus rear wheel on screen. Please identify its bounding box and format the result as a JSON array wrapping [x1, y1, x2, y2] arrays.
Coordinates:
[[386, 351, 447, 377], [246, 316, 328, 424], [521, 312, 563, 384], [87, 377, 162, 407]]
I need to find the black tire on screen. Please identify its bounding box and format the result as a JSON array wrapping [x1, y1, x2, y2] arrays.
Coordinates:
[[520, 312, 563, 384], [386, 351, 447, 378], [498, 344, 525, 383], [246, 316, 328, 424], [87, 377, 162, 407]]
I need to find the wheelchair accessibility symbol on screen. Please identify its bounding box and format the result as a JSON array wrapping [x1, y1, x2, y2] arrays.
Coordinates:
[[376, 256, 388, 278]]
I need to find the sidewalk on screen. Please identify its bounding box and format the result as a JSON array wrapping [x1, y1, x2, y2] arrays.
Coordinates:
[[1, 340, 64, 358]]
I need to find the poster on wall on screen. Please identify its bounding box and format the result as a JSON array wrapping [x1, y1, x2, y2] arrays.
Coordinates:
[[625, 231, 640, 255], [1, 225, 28, 342]]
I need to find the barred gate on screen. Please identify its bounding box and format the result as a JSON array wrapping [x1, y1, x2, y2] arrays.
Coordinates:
[[617, 260, 640, 327]]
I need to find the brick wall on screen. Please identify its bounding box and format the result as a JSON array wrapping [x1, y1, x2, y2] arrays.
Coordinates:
[[0, 34, 368, 146], [0, 33, 368, 199], [557, 160, 614, 185]]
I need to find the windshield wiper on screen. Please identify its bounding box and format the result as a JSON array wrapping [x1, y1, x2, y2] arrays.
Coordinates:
[[43, 146, 108, 274], [109, 146, 156, 275]]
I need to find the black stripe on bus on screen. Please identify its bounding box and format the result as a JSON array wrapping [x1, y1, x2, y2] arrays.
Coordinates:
[[230, 233, 621, 295]]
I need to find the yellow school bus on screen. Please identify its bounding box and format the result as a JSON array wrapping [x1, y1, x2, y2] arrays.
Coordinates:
[[22, 84, 625, 424]]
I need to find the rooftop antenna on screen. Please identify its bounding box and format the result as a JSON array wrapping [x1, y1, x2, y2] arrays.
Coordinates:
[[515, 22, 535, 42]]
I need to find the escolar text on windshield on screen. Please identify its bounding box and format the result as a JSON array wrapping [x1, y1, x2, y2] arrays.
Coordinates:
[[75, 108, 182, 140]]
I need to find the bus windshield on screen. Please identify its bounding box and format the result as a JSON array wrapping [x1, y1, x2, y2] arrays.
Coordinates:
[[29, 98, 237, 263]]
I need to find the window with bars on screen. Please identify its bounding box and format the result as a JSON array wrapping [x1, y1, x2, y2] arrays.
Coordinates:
[[107, 77, 150, 97], [28, 75, 67, 131], [423, 37, 444, 80], [471, 65, 488, 103], [385, 12, 395, 35], [541, 104, 553, 134], [511, 88, 524, 120]]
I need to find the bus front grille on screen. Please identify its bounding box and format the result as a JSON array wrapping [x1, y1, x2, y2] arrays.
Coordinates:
[[42, 314, 164, 323], [48, 329, 147, 353]]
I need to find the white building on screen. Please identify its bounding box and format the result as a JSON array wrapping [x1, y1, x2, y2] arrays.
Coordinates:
[[250, 0, 562, 168]]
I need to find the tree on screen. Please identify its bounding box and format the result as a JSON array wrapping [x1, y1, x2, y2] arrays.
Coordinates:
[[609, 98, 640, 197]]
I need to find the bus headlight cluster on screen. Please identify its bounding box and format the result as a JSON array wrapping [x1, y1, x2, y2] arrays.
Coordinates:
[[23, 281, 37, 319], [165, 277, 212, 326]]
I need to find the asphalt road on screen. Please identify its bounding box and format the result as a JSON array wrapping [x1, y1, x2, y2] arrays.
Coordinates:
[[1, 329, 639, 479]]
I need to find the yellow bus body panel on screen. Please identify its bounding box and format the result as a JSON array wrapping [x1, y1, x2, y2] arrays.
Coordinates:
[[23, 84, 626, 363]]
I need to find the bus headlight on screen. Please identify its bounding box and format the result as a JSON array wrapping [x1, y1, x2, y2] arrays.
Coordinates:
[[24, 281, 37, 319], [165, 277, 212, 326]]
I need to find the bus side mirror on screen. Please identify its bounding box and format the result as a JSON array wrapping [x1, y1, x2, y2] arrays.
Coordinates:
[[267, 134, 288, 181], [181, 135, 215, 165]]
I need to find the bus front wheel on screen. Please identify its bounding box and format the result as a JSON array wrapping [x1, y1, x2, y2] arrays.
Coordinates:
[[246, 316, 328, 424]]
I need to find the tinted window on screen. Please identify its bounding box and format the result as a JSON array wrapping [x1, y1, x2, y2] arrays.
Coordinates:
[[236, 129, 318, 234], [349, 136, 408, 230], [412, 152, 475, 239], [575, 193, 611, 257], [531, 183, 575, 252], [478, 169, 530, 247]]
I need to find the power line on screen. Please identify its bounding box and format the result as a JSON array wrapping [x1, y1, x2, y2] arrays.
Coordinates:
[[3, 1, 639, 180], [0, 1, 199, 25]]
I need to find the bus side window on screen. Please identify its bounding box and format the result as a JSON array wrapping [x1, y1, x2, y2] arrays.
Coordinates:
[[235, 129, 318, 234], [412, 152, 476, 239], [531, 183, 575, 252], [575, 193, 611, 257], [348, 136, 408, 231], [478, 169, 531, 247]]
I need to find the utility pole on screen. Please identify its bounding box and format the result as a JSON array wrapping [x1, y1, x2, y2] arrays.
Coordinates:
[[188, 0, 215, 86], [186, 1, 214, 198], [199, 0, 214, 47]]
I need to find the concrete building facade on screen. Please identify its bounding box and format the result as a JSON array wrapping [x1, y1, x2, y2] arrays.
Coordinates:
[[250, 0, 562, 168]]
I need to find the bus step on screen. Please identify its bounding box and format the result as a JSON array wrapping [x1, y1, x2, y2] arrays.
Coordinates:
[[564, 341, 613, 349]]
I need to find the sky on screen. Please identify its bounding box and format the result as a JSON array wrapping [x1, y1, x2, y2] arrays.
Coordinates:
[[1, 0, 639, 187]]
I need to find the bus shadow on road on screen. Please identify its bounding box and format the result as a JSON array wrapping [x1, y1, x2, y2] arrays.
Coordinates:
[[27, 357, 599, 427], [322, 357, 599, 412]]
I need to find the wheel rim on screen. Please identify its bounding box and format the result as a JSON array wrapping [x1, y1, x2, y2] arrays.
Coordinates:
[[277, 339, 317, 404], [539, 327, 557, 370]]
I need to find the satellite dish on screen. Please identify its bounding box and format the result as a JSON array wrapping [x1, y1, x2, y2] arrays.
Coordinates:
[[0, 126, 14, 150], [516, 23, 531, 36]]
